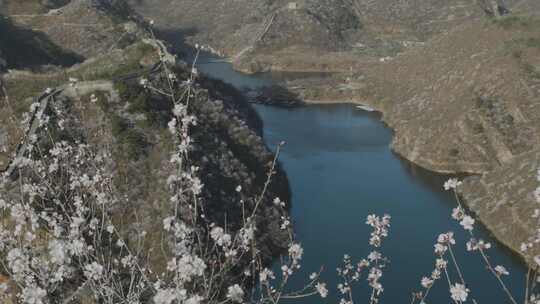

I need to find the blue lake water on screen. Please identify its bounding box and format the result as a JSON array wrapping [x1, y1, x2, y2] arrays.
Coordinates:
[[196, 57, 526, 304]]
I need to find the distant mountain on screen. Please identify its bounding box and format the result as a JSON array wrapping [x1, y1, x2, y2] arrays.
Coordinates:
[[128, 0, 526, 72]]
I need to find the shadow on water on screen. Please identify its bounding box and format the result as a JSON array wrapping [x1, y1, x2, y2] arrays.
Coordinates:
[[154, 27, 199, 58]]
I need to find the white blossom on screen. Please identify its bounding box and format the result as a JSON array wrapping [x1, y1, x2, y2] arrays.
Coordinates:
[[186, 295, 204, 304], [421, 277, 433, 288], [452, 207, 465, 220], [84, 262, 104, 281], [259, 268, 275, 283], [535, 256, 540, 268], [368, 251, 381, 262], [444, 178, 462, 191], [226, 284, 244, 303], [460, 216, 475, 231], [48, 240, 67, 265], [494, 265, 509, 276], [21, 286, 47, 304], [210, 227, 231, 247], [450, 283, 469, 302], [316, 282, 328, 298], [153, 288, 176, 304], [288, 243, 304, 261]]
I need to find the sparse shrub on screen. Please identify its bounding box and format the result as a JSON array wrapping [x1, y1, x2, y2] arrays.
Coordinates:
[[524, 63, 540, 79], [492, 15, 540, 29], [110, 114, 148, 160]]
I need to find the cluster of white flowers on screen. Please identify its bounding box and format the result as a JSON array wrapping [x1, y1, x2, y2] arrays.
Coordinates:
[[138, 41, 323, 304], [280, 215, 291, 230], [366, 214, 391, 248], [450, 283, 469, 302], [210, 226, 232, 247], [226, 284, 244, 303], [315, 282, 328, 298], [273, 197, 287, 207], [433, 178, 519, 304], [460, 215, 475, 231], [443, 178, 462, 191], [466, 238, 491, 252], [153, 288, 177, 304], [21, 286, 47, 304], [0, 98, 151, 303], [259, 268, 275, 283], [421, 276, 434, 289], [0, 34, 331, 304], [365, 215, 390, 299], [451, 205, 474, 232], [494, 265, 509, 276], [416, 231, 454, 303], [333, 215, 391, 304], [84, 262, 104, 281]]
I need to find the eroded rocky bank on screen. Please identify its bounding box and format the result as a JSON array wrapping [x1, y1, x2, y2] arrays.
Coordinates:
[[282, 16, 540, 266]]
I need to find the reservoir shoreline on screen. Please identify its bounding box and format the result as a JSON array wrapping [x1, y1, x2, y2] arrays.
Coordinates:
[[196, 55, 528, 302]]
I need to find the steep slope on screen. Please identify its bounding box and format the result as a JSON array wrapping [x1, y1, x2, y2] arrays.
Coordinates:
[[129, 0, 523, 73], [0, 2, 291, 300], [459, 150, 540, 265], [4, 0, 144, 59], [367, 16, 540, 264], [287, 12, 540, 265], [364, 15, 540, 174]]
